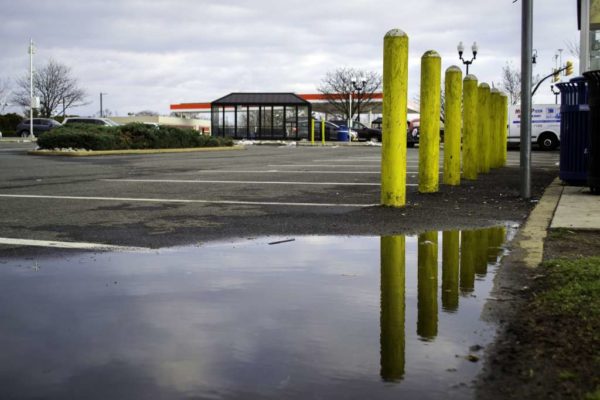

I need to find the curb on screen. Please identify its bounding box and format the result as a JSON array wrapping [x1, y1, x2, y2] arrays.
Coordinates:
[[27, 145, 245, 157], [510, 177, 563, 268]]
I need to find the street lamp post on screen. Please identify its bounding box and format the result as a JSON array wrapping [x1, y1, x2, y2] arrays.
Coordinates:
[[100, 92, 107, 117], [550, 84, 560, 104], [28, 39, 35, 138], [352, 76, 367, 125], [457, 41, 478, 75]]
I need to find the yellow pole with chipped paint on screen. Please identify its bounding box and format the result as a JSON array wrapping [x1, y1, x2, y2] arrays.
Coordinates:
[[443, 66, 462, 185], [462, 75, 478, 180], [477, 83, 491, 173], [380, 235, 406, 381], [321, 120, 325, 145], [311, 118, 315, 145], [419, 50, 441, 193], [500, 93, 508, 166], [381, 29, 409, 207], [490, 89, 501, 168]]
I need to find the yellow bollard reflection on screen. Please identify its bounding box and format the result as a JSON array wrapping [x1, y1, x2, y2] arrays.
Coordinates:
[[460, 230, 476, 294], [475, 228, 489, 277], [442, 230, 460, 312], [417, 231, 438, 340], [380, 235, 406, 381], [487, 226, 507, 263]]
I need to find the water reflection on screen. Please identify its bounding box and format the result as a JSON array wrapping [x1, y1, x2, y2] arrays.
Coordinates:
[[380, 225, 507, 381], [442, 230, 460, 312], [417, 231, 438, 341], [380, 236, 406, 382]]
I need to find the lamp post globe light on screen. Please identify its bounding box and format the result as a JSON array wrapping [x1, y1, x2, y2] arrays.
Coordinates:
[[457, 41, 478, 75]]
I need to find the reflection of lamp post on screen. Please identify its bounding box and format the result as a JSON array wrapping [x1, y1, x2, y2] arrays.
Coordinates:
[[457, 41, 478, 75], [550, 84, 560, 104], [352, 76, 367, 124]]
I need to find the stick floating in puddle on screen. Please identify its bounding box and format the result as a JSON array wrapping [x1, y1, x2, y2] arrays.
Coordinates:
[[268, 239, 296, 245]]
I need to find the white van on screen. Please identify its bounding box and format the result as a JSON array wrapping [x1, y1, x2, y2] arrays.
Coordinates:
[[508, 104, 561, 150]]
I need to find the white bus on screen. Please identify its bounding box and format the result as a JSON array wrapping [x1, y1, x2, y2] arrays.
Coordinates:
[[508, 104, 561, 150]]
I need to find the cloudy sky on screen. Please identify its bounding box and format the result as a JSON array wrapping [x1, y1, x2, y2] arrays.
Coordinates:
[[1, 0, 579, 117]]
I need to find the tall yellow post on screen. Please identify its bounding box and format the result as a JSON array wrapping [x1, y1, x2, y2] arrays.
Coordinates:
[[380, 235, 406, 382], [462, 75, 478, 180], [490, 89, 501, 168], [477, 83, 491, 173], [417, 231, 438, 341], [381, 29, 409, 207], [500, 93, 509, 166], [321, 120, 325, 145], [443, 66, 462, 185], [311, 118, 315, 145], [419, 51, 441, 193], [442, 230, 460, 312]]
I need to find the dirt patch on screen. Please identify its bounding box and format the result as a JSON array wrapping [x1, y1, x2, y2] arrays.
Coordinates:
[[477, 230, 600, 400]]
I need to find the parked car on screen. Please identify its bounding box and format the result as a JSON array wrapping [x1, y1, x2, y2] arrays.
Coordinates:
[[329, 120, 382, 142], [62, 117, 120, 126], [16, 118, 61, 137], [313, 120, 358, 141], [507, 104, 560, 150]]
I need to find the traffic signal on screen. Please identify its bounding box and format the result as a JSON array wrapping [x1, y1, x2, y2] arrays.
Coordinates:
[[552, 68, 560, 83], [565, 60, 574, 76]]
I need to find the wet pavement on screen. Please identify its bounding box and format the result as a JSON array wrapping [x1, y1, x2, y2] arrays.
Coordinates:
[[0, 226, 512, 400]]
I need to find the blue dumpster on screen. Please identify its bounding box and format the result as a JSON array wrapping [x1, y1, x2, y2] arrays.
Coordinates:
[[556, 77, 590, 185], [583, 70, 600, 194]]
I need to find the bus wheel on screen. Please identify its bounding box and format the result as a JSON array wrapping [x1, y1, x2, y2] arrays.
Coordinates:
[[538, 132, 558, 151]]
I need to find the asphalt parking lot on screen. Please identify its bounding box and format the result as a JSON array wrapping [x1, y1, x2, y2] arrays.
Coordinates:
[[0, 142, 559, 252]]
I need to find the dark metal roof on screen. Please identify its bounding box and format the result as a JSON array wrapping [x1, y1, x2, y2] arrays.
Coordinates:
[[211, 92, 310, 106]]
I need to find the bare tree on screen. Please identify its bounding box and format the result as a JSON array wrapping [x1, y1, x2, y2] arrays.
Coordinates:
[[565, 38, 580, 58], [12, 59, 87, 118], [0, 78, 10, 113], [499, 62, 540, 105], [317, 67, 382, 120], [135, 110, 159, 116]]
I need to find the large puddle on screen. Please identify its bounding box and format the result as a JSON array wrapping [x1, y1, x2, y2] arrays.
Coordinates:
[[0, 226, 512, 399]]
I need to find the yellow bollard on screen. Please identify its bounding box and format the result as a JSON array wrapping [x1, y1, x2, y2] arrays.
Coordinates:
[[443, 66, 462, 185], [500, 93, 509, 166], [310, 119, 315, 145], [477, 83, 491, 173], [442, 230, 460, 312], [321, 120, 325, 145], [462, 75, 478, 180], [381, 29, 409, 207], [419, 51, 442, 193], [417, 231, 438, 340], [380, 235, 406, 382], [490, 89, 501, 169]]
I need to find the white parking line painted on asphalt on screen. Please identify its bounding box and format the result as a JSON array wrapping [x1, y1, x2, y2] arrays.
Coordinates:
[[0, 237, 148, 251], [0, 194, 382, 208], [102, 179, 383, 186], [197, 170, 382, 175]]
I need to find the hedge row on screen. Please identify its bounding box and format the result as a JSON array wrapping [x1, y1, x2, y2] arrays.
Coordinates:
[[37, 123, 233, 150]]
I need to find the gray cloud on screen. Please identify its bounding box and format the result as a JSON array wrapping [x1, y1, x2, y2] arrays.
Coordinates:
[[0, 0, 579, 116]]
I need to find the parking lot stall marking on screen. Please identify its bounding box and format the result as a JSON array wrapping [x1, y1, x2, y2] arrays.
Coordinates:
[[197, 170, 382, 175], [101, 179, 383, 187], [0, 194, 384, 207]]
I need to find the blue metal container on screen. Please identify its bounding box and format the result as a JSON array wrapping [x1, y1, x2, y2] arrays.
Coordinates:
[[336, 129, 350, 142], [556, 77, 589, 185]]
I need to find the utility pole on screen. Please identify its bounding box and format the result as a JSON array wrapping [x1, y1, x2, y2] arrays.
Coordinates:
[[520, 0, 533, 199], [28, 38, 34, 139], [100, 92, 107, 117]]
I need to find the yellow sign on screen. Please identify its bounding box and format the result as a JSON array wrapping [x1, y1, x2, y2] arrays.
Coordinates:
[[592, 0, 600, 29]]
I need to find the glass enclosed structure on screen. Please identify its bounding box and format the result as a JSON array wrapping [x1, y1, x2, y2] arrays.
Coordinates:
[[211, 93, 312, 140]]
